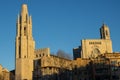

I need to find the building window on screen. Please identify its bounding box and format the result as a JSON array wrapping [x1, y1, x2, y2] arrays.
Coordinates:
[[24, 56, 26, 58], [43, 53, 44, 56], [39, 54, 41, 57], [118, 62, 120, 66], [24, 27, 26, 36], [36, 55, 38, 58], [106, 30, 108, 36], [19, 45, 21, 58], [26, 14, 28, 22], [111, 61, 117, 65]]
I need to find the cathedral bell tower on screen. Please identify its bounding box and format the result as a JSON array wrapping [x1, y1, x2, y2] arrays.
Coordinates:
[[15, 4, 35, 80], [100, 24, 111, 39]]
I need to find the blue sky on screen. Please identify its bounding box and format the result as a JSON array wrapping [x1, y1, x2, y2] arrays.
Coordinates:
[[0, 0, 120, 70]]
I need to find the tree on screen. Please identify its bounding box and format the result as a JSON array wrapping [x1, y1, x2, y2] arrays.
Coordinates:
[[56, 50, 72, 60]]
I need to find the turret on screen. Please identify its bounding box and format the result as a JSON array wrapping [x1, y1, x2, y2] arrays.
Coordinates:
[[20, 4, 28, 23]]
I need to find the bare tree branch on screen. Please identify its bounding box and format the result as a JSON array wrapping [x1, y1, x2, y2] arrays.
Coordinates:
[[56, 49, 72, 60]]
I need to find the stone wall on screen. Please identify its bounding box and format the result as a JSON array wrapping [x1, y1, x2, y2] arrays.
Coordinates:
[[0, 65, 10, 80], [35, 48, 50, 59]]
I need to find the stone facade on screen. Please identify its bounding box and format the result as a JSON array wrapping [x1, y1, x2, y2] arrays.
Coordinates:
[[73, 24, 113, 59], [81, 39, 112, 58], [0, 65, 10, 80], [33, 55, 72, 80], [72, 53, 120, 80], [34, 48, 50, 59]]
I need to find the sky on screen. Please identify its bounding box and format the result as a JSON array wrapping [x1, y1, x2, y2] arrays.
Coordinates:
[[0, 0, 120, 70]]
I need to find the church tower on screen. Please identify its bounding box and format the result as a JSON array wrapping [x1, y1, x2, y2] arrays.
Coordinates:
[[15, 4, 35, 80], [100, 24, 111, 39]]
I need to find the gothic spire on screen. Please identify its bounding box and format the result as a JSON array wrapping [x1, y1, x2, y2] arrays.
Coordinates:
[[20, 4, 28, 23]]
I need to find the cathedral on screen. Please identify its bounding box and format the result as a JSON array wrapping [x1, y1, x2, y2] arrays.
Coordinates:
[[73, 24, 113, 59], [0, 3, 120, 80]]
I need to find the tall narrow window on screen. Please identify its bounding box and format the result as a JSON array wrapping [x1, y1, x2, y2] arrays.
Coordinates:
[[24, 27, 26, 36], [106, 30, 108, 36], [19, 45, 21, 58], [26, 14, 28, 22]]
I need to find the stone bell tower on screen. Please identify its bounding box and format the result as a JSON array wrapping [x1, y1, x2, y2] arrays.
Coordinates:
[[100, 24, 111, 39], [15, 4, 35, 80]]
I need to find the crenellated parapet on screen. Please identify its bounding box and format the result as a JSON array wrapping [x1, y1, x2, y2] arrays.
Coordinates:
[[34, 48, 50, 59]]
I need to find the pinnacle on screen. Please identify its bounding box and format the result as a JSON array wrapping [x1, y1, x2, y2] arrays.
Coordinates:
[[21, 4, 28, 16]]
